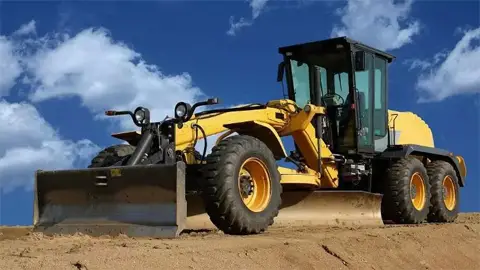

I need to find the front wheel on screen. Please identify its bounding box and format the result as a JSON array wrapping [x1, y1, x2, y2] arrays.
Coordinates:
[[200, 135, 282, 235], [88, 144, 135, 168]]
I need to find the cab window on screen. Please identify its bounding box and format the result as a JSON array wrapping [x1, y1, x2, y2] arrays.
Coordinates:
[[290, 60, 310, 108]]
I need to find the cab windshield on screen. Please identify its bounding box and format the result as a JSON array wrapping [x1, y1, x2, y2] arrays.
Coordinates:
[[289, 51, 350, 108]]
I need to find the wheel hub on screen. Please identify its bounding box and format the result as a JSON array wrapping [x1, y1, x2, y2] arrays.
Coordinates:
[[410, 185, 417, 199], [443, 175, 456, 211], [240, 175, 254, 198], [237, 157, 272, 213], [410, 172, 426, 211]]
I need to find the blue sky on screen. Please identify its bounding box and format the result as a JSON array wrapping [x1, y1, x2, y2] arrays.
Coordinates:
[[0, 0, 478, 225]]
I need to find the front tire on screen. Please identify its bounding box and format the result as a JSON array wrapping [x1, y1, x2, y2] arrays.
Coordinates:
[[200, 135, 282, 235], [88, 144, 135, 168], [426, 160, 460, 223], [382, 157, 431, 224]]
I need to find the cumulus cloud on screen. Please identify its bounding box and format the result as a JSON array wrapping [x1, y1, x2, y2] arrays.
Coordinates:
[[407, 27, 480, 102], [18, 27, 204, 130], [0, 21, 216, 193], [227, 0, 269, 36], [0, 100, 99, 193], [331, 0, 420, 51]]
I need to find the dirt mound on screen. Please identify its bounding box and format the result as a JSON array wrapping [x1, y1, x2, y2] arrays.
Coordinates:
[[1, 213, 479, 270]]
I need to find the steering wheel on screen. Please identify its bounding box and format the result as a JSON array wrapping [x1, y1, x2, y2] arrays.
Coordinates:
[[322, 93, 345, 107]]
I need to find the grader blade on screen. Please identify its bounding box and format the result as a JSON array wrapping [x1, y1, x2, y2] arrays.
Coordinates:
[[33, 162, 187, 238], [274, 190, 384, 227], [184, 190, 384, 231]]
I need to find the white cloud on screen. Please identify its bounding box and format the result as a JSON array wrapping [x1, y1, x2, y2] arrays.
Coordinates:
[[0, 21, 238, 194], [250, 0, 269, 19], [404, 49, 450, 72], [0, 25, 100, 194], [408, 27, 480, 102], [13, 20, 37, 36], [227, 0, 270, 36], [19, 27, 204, 130], [227, 17, 253, 37], [0, 100, 99, 193], [331, 0, 420, 51], [0, 37, 22, 96]]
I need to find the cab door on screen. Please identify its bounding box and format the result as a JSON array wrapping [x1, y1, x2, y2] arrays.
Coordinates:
[[352, 50, 375, 154]]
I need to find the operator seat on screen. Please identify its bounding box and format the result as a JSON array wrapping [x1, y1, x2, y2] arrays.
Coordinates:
[[338, 90, 366, 147]]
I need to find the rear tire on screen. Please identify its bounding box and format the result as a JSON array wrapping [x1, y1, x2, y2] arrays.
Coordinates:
[[426, 160, 459, 223], [381, 157, 431, 224], [200, 135, 282, 235], [88, 144, 135, 168]]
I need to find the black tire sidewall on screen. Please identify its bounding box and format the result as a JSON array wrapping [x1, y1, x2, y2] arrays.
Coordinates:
[[383, 157, 431, 224], [201, 135, 282, 234], [89, 144, 135, 168], [427, 161, 460, 222]]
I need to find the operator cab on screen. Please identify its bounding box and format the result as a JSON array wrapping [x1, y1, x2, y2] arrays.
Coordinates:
[[277, 36, 395, 157]]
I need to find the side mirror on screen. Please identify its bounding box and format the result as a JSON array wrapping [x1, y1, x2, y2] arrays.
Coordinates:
[[355, 51, 366, 71]]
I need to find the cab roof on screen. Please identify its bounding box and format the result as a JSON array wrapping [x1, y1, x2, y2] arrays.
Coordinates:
[[278, 36, 396, 63]]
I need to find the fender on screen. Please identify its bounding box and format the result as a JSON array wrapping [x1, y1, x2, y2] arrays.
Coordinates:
[[380, 144, 467, 187], [224, 120, 287, 160], [111, 130, 142, 146]]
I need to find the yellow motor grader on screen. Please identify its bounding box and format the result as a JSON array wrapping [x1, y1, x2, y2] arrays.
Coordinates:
[[33, 37, 467, 237]]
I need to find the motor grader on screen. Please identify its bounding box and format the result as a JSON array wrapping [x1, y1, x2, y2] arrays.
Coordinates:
[[33, 37, 467, 237]]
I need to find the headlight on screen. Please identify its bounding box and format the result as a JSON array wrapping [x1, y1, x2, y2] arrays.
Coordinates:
[[174, 102, 191, 120], [133, 107, 150, 124], [176, 105, 187, 118], [135, 109, 145, 122]]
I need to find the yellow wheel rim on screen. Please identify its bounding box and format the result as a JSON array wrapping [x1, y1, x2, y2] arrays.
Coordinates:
[[410, 172, 426, 210], [443, 175, 457, 211], [238, 157, 271, 212]]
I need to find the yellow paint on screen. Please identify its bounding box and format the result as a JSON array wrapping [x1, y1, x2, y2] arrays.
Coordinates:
[[107, 100, 465, 191], [107, 101, 339, 188], [278, 105, 339, 188], [175, 104, 287, 151], [238, 157, 272, 212], [410, 172, 426, 210], [443, 175, 457, 211], [173, 100, 338, 188], [388, 110, 434, 147], [110, 168, 122, 177], [389, 110, 467, 184], [456, 155, 467, 178], [278, 166, 320, 186], [224, 120, 288, 158]]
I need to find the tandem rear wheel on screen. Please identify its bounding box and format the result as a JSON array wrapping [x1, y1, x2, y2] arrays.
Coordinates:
[[382, 157, 431, 224], [426, 160, 460, 222], [381, 157, 461, 224], [200, 135, 282, 235]]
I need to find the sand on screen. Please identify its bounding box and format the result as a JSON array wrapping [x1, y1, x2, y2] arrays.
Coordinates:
[[1, 213, 479, 270]]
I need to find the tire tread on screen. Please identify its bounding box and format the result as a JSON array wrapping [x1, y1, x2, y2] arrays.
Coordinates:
[[200, 135, 282, 235]]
